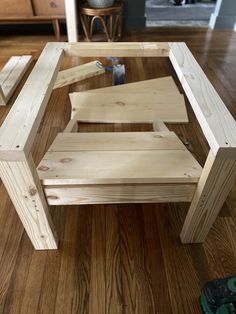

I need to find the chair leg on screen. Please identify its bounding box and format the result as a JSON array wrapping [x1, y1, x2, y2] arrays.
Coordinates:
[[0, 154, 58, 250], [181, 150, 236, 243]]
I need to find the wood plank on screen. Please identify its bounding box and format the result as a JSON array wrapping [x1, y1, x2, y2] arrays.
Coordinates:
[[143, 204, 173, 313], [65, 42, 170, 57], [153, 119, 169, 132], [65, 0, 78, 42], [169, 42, 236, 157], [38, 150, 202, 185], [45, 183, 196, 205], [156, 204, 203, 313], [53, 61, 105, 89], [63, 119, 78, 133], [0, 55, 33, 106], [48, 132, 186, 152], [119, 204, 156, 313], [0, 154, 58, 249], [54, 206, 91, 313], [105, 205, 123, 314], [89, 206, 106, 314], [0, 43, 65, 161], [0, 86, 5, 105], [181, 150, 236, 243], [70, 92, 188, 123], [84, 76, 181, 95]]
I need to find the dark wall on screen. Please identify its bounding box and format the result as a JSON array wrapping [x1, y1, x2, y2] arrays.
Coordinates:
[[123, 0, 146, 30]]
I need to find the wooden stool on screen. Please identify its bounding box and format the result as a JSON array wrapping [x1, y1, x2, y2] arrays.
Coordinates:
[[79, 2, 123, 42]]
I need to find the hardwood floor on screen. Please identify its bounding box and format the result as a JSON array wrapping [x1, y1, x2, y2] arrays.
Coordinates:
[[0, 28, 236, 313]]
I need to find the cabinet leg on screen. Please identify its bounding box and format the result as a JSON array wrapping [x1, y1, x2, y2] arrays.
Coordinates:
[[52, 19, 60, 41]]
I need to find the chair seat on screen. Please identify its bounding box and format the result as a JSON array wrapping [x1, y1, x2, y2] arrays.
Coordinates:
[[37, 131, 202, 186]]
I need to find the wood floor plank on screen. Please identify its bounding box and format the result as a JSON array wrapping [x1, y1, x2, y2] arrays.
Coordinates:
[[105, 205, 123, 314], [72, 206, 92, 314], [203, 216, 236, 279], [19, 252, 46, 314], [1, 234, 33, 314], [142, 204, 172, 314], [89, 206, 106, 314], [119, 204, 156, 314], [0, 196, 26, 313], [54, 208, 86, 314], [155, 204, 202, 314]]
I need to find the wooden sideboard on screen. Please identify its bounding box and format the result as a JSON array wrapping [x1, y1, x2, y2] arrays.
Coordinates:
[[0, 0, 66, 40]]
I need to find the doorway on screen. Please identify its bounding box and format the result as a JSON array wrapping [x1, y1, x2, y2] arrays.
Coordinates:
[[146, 0, 217, 27]]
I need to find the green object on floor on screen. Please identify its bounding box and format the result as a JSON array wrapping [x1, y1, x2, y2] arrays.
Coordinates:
[[200, 276, 236, 313]]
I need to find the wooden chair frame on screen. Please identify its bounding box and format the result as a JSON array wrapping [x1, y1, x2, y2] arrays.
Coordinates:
[[0, 42, 235, 250]]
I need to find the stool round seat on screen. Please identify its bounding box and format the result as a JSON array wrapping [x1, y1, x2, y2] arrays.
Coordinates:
[[79, 1, 123, 41]]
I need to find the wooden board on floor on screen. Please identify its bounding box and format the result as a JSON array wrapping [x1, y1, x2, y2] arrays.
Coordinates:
[[84, 76, 181, 95], [70, 92, 188, 123], [53, 61, 105, 89], [0, 55, 33, 106]]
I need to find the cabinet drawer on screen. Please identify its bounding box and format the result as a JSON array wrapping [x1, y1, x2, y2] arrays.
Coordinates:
[[32, 0, 65, 16], [0, 0, 33, 16]]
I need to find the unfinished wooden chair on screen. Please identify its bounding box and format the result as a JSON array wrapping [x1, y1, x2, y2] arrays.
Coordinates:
[[0, 42, 235, 250]]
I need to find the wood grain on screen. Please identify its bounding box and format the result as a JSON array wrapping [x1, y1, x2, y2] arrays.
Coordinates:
[[169, 42, 236, 157], [80, 76, 181, 95], [48, 131, 186, 152], [70, 91, 188, 123], [54, 61, 105, 89], [181, 150, 236, 243], [0, 55, 33, 106], [38, 149, 202, 185], [44, 183, 196, 205], [0, 0, 33, 16], [0, 155, 58, 249], [65, 0, 78, 42], [0, 31, 236, 313], [0, 42, 65, 161], [65, 42, 170, 57]]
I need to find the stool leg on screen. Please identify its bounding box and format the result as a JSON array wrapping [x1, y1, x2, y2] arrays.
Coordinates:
[[109, 15, 113, 41], [80, 14, 91, 41], [118, 11, 123, 39], [91, 16, 110, 41]]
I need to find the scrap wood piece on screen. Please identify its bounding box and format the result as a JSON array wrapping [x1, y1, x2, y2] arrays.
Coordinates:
[[0, 55, 33, 106], [80, 76, 181, 95], [53, 60, 105, 89], [70, 91, 188, 123]]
